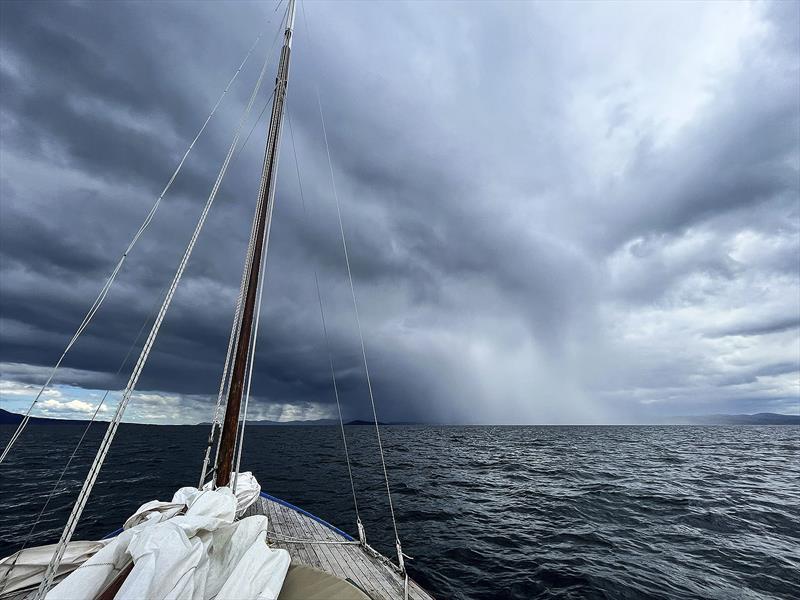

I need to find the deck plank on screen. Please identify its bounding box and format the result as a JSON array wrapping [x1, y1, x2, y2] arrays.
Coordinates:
[[282, 505, 324, 571], [2, 496, 434, 600], [255, 495, 434, 600], [294, 513, 395, 600], [286, 508, 339, 575], [294, 515, 388, 595]]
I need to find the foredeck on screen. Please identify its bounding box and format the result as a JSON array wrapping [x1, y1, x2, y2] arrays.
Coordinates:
[[247, 493, 435, 600], [3, 493, 434, 600]]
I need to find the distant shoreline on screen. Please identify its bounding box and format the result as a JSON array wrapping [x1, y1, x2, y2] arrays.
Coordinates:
[[1, 408, 798, 427]]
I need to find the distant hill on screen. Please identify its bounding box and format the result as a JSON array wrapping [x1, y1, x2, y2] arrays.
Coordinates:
[[227, 418, 339, 427], [9, 407, 792, 427], [196, 419, 340, 426], [0, 408, 90, 425], [196, 419, 411, 426], [0, 409, 418, 428], [343, 420, 422, 426], [662, 413, 800, 425]]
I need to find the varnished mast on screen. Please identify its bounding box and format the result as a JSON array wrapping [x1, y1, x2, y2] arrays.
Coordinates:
[[216, 0, 296, 488]]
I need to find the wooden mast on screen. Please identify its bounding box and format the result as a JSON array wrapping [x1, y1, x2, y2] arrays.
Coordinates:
[[215, 0, 297, 488]]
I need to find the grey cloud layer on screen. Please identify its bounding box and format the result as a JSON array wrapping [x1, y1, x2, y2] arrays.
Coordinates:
[[0, 0, 797, 424]]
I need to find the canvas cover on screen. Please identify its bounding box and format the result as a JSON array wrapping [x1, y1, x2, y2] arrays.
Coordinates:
[[0, 540, 109, 595], [277, 564, 371, 600]]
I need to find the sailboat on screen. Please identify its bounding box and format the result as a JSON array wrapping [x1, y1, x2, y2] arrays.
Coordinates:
[[0, 1, 434, 598]]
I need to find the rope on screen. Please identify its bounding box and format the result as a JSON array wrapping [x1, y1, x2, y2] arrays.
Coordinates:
[[0, 31, 264, 465], [229, 0, 295, 490], [202, 115, 269, 486], [199, 91, 279, 490], [235, 89, 276, 164], [212, 187, 260, 486], [286, 109, 362, 532], [233, 218, 268, 491], [265, 533, 359, 546], [34, 35, 275, 600], [201, 2, 287, 490], [199, 218, 251, 486]]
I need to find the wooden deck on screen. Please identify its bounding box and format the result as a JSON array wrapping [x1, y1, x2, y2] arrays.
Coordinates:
[[246, 493, 435, 600], [3, 493, 434, 600]]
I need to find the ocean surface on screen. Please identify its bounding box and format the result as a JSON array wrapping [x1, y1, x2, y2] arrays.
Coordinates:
[[1, 424, 798, 599]]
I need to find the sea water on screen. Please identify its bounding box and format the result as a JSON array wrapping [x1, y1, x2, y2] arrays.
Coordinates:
[[1, 424, 797, 599]]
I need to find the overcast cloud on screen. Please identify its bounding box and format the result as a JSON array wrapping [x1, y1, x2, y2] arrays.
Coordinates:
[[0, 0, 798, 425]]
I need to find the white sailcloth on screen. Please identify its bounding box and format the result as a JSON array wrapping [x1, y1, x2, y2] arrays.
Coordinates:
[[0, 541, 110, 595], [1, 474, 288, 599], [49, 475, 285, 600]]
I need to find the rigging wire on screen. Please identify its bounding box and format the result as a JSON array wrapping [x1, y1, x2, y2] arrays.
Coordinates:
[[0, 31, 266, 465], [200, 177, 261, 487], [232, 227, 267, 491], [286, 108, 363, 533], [299, 0, 404, 568], [199, 4, 288, 487], [201, 86, 277, 486], [232, 5, 293, 489], [34, 31, 276, 599], [200, 191, 258, 486], [318, 85, 404, 568], [236, 89, 276, 163], [222, 0, 295, 490]]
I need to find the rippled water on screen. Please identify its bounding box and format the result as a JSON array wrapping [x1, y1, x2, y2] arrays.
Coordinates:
[[1, 424, 798, 599]]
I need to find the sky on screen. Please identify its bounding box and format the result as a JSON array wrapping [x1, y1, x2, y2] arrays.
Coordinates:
[[0, 0, 798, 425]]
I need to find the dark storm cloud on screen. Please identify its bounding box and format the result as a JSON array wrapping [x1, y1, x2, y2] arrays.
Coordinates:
[[1, 0, 798, 424], [707, 315, 800, 339]]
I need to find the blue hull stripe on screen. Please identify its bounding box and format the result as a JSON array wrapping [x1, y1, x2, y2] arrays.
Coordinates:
[[100, 491, 354, 542], [101, 527, 123, 539]]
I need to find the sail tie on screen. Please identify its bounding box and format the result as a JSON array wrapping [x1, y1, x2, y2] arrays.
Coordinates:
[[0, 31, 265, 465], [33, 34, 276, 600]]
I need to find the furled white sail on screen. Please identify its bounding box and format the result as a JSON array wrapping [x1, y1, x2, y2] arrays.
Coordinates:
[[1, 474, 288, 600], [0, 541, 110, 595], [50, 476, 284, 600]]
